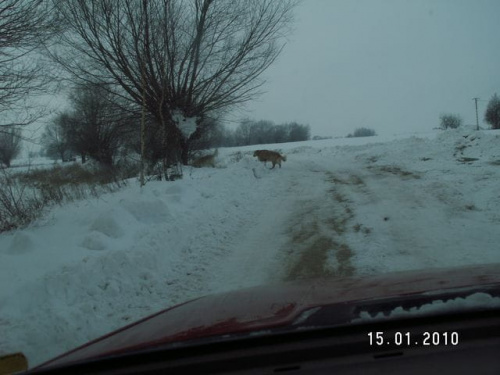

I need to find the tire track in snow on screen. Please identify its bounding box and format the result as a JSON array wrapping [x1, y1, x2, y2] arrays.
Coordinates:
[[280, 166, 366, 281], [205, 167, 294, 293], [335, 158, 498, 275], [204, 155, 355, 291]]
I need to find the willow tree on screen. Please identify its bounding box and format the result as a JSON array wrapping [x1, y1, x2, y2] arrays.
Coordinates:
[[51, 0, 296, 170]]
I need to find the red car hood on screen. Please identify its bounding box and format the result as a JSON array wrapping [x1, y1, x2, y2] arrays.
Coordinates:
[[35, 263, 500, 370]]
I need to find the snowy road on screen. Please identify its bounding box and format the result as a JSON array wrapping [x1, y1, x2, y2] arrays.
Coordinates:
[[1, 130, 500, 366]]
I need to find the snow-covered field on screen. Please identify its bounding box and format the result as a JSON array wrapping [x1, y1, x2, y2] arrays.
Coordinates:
[[1, 128, 500, 366]]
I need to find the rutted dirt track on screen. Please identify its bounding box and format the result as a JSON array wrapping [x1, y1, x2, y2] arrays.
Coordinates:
[[277, 153, 469, 281], [206, 156, 366, 289], [282, 170, 359, 281]]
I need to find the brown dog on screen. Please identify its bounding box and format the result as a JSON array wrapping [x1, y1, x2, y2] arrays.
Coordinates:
[[253, 150, 287, 169], [191, 149, 218, 168]]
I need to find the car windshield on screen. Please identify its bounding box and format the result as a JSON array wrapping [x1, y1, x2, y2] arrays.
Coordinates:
[[0, 0, 499, 369]]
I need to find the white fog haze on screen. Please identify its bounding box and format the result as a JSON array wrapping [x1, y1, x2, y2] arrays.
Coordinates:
[[1, 1, 500, 371], [244, 0, 500, 137]]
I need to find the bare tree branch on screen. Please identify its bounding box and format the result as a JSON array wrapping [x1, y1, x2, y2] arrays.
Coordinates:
[[0, 0, 60, 129]]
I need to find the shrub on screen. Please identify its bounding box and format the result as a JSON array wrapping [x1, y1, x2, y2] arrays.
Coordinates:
[[0, 164, 129, 233], [348, 128, 377, 138], [439, 114, 462, 129], [0, 171, 45, 232]]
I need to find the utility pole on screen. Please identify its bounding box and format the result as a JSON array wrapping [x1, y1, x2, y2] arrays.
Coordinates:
[[473, 97, 479, 130]]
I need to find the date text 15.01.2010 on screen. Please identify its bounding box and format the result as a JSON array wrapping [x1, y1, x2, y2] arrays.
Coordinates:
[[368, 331, 459, 346]]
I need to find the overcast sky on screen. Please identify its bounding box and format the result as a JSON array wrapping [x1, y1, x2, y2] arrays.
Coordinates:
[[241, 0, 500, 137]]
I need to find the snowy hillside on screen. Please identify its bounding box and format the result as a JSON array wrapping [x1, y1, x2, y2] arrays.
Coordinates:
[[1, 128, 500, 366]]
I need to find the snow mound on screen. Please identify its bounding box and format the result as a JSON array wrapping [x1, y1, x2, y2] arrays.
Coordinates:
[[89, 211, 124, 239], [81, 231, 109, 251], [119, 198, 171, 224], [162, 185, 183, 203], [6, 232, 35, 255]]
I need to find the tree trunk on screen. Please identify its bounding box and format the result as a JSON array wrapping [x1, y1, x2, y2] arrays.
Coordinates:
[[100, 152, 113, 168], [180, 139, 189, 165]]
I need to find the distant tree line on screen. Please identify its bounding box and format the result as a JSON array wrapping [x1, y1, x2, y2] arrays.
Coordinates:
[[190, 118, 310, 150], [347, 127, 376, 138], [229, 119, 311, 146]]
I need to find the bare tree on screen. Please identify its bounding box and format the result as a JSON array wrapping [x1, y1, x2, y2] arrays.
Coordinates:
[[234, 118, 253, 146], [65, 83, 137, 167], [51, 0, 296, 169], [41, 113, 72, 161], [0, 0, 59, 130], [0, 127, 22, 167]]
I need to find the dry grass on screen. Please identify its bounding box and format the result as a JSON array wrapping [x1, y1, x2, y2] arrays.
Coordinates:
[[17, 163, 132, 186], [0, 163, 130, 233]]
